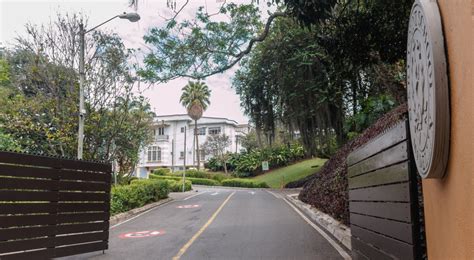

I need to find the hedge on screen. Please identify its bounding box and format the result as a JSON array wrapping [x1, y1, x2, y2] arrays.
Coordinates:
[[150, 174, 220, 186], [152, 168, 171, 176], [221, 178, 269, 188], [167, 179, 192, 192], [169, 170, 230, 182], [111, 179, 169, 215]]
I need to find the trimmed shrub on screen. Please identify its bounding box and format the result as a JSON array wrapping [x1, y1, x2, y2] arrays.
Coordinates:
[[150, 174, 219, 186], [221, 178, 269, 188], [153, 168, 171, 176], [186, 178, 219, 186], [111, 179, 169, 215], [170, 169, 209, 179], [155, 169, 231, 182], [167, 180, 192, 192]]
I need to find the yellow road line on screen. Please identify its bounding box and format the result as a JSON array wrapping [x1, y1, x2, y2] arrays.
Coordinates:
[[172, 191, 235, 260]]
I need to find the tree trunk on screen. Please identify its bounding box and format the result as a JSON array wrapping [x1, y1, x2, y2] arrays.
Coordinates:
[[223, 160, 228, 174], [195, 120, 200, 170]]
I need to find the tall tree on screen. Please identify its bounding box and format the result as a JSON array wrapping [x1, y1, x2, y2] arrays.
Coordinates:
[[202, 134, 231, 173], [179, 81, 211, 169], [0, 12, 155, 181]]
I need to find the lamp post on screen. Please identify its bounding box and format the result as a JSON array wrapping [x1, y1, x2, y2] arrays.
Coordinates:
[[77, 12, 140, 159]]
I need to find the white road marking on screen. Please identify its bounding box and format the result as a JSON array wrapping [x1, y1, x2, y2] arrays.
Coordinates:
[[282, 197, 351, 260], [183, 191, 207, 201], [210, 192, 219, 196], [249, 191, 255, 195]]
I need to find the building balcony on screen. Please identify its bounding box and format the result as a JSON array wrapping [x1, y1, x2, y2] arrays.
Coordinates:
[[156, 135, 169, 142]]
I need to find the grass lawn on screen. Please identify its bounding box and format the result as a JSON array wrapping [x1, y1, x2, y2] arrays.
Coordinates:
[[252, 158, 327, 189]]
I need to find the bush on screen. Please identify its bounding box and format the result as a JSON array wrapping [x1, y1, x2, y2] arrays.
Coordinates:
[[186, 178, 219, 186], [226, 144, 306, 177], [168, 170, 230, 182], [170, 169, 209, 179], [167, 179, 192, 192], [221, 178, 269, 188], [111, 179, 169, 215], [153, 168, 171, 176], [205, 157, 223, 171], [150, 174, 219, 186]]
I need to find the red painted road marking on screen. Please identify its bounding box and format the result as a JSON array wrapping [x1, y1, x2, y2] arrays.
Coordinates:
[[176, 204, 200, 209], [119, 230, 165, 239]]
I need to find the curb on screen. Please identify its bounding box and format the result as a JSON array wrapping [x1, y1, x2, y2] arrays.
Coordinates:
[[285, 194, 352, 251], [109, 197, 173, 227]]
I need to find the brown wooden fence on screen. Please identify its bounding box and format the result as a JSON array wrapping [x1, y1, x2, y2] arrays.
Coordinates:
[[347, 120, 424, 259], [0, 151, 111, 259]]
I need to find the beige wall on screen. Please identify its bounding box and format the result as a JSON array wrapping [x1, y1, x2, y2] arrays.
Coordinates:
[[421, 0, 474, 259]]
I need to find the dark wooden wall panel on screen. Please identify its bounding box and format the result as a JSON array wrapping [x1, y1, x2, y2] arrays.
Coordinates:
[[0, 151, 111, 259], [347, 121, 407, 166], [349, 162, 410, 189], [347, 119, 423, 259], [351, 226, 414, 260], [349, 202, 411, 222], [350, 214, 414, 243], [348, 141, 408, 177]]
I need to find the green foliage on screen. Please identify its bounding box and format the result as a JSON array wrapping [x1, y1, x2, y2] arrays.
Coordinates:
[[140, 3, 262, 82], [0, 59, 11, 87], [221, 178, 269, 188], [253, 157, 326, 188], [110, 179, 169, 215], [202, 133, 232, 173], [153, 168, 171, 176], [0, 130, 21, 151], [180, 81, 211, 112], [170, 169, 209, 178], [239, 130, 259, 152], [166, 179, 192, 192], [344, 94, 396, 137], [0, 13, 154, 181], [168, 169, 231, 182], [149, 174, 220, 186], [227, 144, 305, 177], [205, 157, 222, 172]]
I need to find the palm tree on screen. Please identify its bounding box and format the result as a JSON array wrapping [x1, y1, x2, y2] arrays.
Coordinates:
[[180, 81, 211, 170]]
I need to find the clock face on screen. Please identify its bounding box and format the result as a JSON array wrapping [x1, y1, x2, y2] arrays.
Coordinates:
[[407, 0, 450, 179]]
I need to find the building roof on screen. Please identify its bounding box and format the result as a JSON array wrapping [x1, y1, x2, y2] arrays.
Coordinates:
[[154, 114, 242, 126]]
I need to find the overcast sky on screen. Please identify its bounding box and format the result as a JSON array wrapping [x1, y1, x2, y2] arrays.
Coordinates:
[[0, 0, 268, 124]]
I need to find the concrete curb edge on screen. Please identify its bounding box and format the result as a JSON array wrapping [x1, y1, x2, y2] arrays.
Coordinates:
[[285, 194, 352, 251]]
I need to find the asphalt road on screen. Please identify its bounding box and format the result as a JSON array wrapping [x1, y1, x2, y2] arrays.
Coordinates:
[[62, 187, 345, 260]]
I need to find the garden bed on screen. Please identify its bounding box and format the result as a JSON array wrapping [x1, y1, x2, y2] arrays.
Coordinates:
[[298, 104, 408, 224]]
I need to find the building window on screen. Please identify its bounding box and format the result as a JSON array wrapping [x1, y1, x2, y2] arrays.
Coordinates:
[[200, 150, 205, 160], [198, 127, 206, 135], [180, 127, 185, 133], [158, 127, 165, 135], [147, 146, 161, 162], [208, 127, 221, 135], [180, 151, 185, 159]]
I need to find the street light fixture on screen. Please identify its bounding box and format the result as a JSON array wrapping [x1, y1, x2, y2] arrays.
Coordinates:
[[77, 12, 140, 159]]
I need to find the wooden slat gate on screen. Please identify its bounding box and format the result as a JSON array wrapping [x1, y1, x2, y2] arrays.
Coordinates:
[[0, 151, 111, 259], [347, 120, 424, 259]]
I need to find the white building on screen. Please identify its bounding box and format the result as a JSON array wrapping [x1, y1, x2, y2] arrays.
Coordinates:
[[135, 114, 249, 178]]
